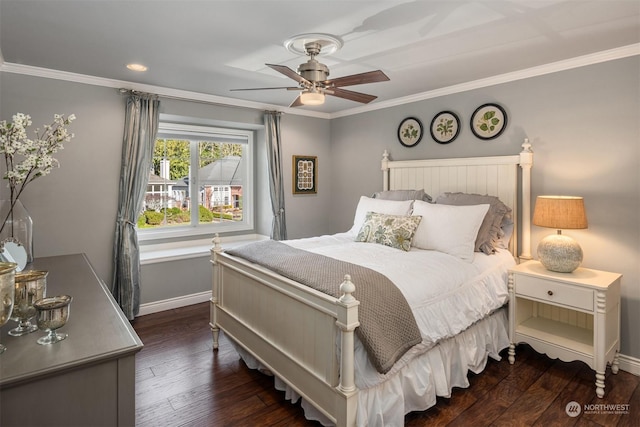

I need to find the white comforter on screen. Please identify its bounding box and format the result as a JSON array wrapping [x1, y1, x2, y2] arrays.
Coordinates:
[[286, 232, 513, 347]]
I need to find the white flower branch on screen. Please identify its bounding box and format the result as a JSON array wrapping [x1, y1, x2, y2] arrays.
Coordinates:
[[0, 113, 77, 235]]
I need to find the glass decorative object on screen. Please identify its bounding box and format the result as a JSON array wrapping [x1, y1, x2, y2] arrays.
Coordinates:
[[9, 270, 47, 336], [34, 295, 72, 345], [0, 262, 17, 354], [0, 199, 33, 266]]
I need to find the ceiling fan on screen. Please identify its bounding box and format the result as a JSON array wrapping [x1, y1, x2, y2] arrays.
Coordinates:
[[231, 40, 389, 107]]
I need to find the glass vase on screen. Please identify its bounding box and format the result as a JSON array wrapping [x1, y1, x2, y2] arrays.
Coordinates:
[[0, 262, 17, 354], [0, 199, 34, 263]]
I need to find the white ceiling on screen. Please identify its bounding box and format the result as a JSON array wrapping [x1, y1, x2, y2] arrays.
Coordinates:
[[1, 1, 639, 116]]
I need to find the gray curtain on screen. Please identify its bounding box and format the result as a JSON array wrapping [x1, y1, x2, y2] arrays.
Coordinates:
[[264, 111, 287, 240], [112, 94, 160, 319]]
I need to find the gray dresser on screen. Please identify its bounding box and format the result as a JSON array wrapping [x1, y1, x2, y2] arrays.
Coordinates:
[[0, 253, 143, 426]]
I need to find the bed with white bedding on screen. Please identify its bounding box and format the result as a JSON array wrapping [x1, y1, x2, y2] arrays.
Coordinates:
[[209, 143, 534, 426]]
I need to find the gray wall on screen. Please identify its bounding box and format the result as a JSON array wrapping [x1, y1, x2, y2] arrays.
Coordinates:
[[280, 113, 332, 239], [1, 55, 638, 358], [0, 75, 124, 284], [329, 56, 640, 358]]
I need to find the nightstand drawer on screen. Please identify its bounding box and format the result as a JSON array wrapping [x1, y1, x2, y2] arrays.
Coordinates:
[[516, 275, 593, 311]]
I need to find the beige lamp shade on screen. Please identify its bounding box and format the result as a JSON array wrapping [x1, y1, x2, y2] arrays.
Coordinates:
[[532, 196, 587, 230], [533, 196, 587, 273]]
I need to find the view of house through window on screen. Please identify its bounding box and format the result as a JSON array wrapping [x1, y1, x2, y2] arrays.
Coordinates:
[[137, 122, 251, 235]]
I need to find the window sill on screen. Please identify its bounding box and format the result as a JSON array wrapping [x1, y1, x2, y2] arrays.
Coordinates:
[[140, 233, 269, 265], [137, 221, 253, 243]]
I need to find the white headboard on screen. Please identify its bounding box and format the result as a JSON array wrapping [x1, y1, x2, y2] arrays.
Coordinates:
[[382, 140, 533, 260]]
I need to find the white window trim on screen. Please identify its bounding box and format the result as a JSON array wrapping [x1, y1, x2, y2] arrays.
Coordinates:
[[137, 122, 255, 243]]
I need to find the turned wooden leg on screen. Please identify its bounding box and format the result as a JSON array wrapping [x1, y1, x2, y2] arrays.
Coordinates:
[[595, 370, 606, 398], [508, 343, 516, 364], [611, 351, 620, 374], [211, 326, 219, 350]]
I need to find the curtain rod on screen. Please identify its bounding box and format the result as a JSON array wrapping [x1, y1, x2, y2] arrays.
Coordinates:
[[118, 88, 285, 115]]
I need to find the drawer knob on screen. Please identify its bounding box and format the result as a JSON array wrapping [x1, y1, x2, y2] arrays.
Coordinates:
[[547, 290, 554, 296]]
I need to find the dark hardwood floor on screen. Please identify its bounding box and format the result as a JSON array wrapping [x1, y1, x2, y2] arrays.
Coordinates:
[[132, 302, 640, 426]]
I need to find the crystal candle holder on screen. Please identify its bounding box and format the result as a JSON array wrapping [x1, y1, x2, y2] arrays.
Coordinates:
[[9, 270, 47, 336], [34, 295, 72, 345]]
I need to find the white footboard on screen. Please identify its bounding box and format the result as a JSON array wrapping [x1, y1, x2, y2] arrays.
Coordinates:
[[209, 235, 360, 427]]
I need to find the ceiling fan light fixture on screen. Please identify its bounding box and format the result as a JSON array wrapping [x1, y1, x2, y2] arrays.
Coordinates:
[[300, 91, 325, 105], [233, 35, 388, 107]]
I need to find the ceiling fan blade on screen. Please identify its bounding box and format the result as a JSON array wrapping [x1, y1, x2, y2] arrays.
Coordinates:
[[266, 63, 309, 85], [325, 70, 390, 88], [289, 95, 304, 108], [328, 87, 377, 104], [230, 86, 298, 91]]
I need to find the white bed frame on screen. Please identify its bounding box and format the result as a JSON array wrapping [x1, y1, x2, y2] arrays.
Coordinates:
[[209, 141, 533, 426]]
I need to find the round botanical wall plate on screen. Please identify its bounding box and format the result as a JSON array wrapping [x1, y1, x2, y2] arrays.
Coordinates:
[[430, 111, 460, 144], [470, 103, 507, 140], [397, 117, 423, 147]]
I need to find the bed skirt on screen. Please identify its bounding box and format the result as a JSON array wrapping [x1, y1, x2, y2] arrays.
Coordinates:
[[231, 306, 509, 427]]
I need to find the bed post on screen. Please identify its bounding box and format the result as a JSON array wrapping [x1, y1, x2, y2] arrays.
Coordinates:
[[519, 139, 534, 261], [209, 233, 222, 350], [381, 150, 390, 191], [335, 274, 360, 427]]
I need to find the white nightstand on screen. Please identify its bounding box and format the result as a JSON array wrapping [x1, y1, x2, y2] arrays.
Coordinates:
[[508, 260, 621, 398]]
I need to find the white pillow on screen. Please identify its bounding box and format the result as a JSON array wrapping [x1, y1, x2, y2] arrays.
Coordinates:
[[349, 196, 414, 234], [411, 200, 490, 261]]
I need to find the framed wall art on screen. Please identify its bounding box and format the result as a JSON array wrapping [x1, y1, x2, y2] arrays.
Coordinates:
[[470, 103, 507, 140], [292, 155, 317, 194], [430, 111, 460, 144], [397, 117, 423, 147]]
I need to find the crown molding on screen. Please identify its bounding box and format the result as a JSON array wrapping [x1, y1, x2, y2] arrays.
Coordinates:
[[330, 43, 640, 119], [0, 62, 331, 119], [1, 43, 637, 120]]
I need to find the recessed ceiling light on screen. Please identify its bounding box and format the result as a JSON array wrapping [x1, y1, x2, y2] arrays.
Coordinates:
[[126, 63, 148, 72]]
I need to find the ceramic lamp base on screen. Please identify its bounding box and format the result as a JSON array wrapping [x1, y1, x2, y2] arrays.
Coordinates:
[[537, 233, 583, 273]]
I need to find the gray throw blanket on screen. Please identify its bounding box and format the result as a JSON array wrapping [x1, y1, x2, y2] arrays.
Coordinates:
[[226, 240, 422, 374]]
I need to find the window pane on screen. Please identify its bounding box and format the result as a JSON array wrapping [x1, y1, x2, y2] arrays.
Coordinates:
[[198, 141, 244, 225], [138, 139, 191, 228]]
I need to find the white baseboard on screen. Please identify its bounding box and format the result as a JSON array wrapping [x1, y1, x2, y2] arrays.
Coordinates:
[[137, 290, 211, 317], [618, 353, 640, 376], [137, 292, 640, 377]]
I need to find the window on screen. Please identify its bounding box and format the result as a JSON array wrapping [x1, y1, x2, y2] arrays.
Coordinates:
[[137, 122, 254, 241]]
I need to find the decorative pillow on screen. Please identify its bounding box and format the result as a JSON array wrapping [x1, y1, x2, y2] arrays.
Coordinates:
[[349, 196, 414, 234], [435, 192, 511, 255], [411, 200, 490, 261], [495, 213, 514, 250], [372, 189, 433, 203], [355, 212, 422, 251]]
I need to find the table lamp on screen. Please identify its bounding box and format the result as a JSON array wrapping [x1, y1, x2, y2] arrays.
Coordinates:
[[532, 195, 588, 273]]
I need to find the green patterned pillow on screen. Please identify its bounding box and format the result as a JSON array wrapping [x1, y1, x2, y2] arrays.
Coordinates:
[[355, 212, 422, 251]]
